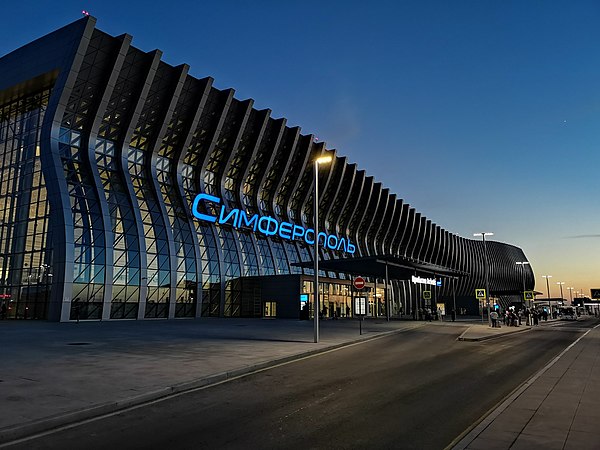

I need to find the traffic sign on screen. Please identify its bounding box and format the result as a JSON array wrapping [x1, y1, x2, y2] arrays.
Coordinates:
[[423, 291, 431, 300], [353, 276, 365, 290], [475, 289, 486, 299]]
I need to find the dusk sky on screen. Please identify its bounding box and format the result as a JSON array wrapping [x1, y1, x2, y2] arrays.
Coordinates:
[[1, 1, 598, 297]]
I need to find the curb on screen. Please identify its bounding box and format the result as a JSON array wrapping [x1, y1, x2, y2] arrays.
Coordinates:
[[457, 326, 531, 342], [0, 324, 423, 445]]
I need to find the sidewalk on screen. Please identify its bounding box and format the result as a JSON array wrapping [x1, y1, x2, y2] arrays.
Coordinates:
[[453, 322, 600, 450], [458, 323, 531, 341]]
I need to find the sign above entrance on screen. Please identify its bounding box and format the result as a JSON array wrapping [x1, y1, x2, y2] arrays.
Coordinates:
[[353, 276, 365, 290], [411, 275, 439, 286], [524, 291, 534, 301], [475, 289, 486, 299], [423, 291, 431, 300]]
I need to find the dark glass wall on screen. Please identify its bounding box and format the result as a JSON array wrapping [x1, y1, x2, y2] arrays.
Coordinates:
[[0, 88, 54, 319]]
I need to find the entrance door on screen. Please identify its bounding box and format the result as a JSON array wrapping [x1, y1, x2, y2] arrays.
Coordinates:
[[264, 301, 277, 318]]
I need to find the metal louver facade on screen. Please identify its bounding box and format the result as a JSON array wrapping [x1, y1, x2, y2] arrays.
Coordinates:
[[0, 17, 534, 321]]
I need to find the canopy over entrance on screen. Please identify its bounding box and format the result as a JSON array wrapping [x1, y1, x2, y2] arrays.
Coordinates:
[[292, 255, 468, 281]]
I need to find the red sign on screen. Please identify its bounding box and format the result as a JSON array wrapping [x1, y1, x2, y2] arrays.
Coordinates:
[[353, 276, 365, 290]]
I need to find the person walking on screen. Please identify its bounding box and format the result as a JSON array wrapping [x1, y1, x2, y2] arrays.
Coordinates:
[[490, 309, 498, 328]]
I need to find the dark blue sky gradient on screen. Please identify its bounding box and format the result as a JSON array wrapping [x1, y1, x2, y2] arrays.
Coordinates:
[[2, 1, 598, 294]]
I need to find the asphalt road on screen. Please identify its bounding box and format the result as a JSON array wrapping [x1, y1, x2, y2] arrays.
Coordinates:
[[6, 323, 587, 450]]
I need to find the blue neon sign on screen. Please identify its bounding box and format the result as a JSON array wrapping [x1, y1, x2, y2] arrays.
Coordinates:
[[192, 193, 356, 255]]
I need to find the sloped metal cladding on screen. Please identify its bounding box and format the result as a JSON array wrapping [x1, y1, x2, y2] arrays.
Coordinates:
[[0, 16, 535, 321]]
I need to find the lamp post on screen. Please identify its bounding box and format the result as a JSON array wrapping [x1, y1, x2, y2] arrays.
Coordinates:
[[474, 232, 493, 327], [542, 275, 552, 299], [567, 287, 574, 303], [516, 261, 530, 323], [515, 261, 529, 301], [556, 282, 565, 300], [313, 155, 332, 343], [452, 277, 457, 322]]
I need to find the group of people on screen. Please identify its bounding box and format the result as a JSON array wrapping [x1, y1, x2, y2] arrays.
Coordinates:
[[490, 309, 520, 327], [524, 308, 550, 325], [490, 307, 554, 328], [417, 308, 443, 322]]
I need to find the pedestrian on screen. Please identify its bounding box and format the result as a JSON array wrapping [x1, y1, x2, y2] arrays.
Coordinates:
[[451, 309, 456, 322], [0, 302, 6, 320], [490, 310, 498, 328]]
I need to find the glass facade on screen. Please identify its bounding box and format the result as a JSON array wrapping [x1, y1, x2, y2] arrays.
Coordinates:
[[301, 280, 388, 319], [0, 88, 53, 319], [0, 17, 535, 321]]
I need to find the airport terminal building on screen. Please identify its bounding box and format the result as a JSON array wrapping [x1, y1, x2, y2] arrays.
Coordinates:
[[0, 17, 534, 321]]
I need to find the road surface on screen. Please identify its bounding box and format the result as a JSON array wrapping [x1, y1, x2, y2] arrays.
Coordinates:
[[6, 321, 591, 449]]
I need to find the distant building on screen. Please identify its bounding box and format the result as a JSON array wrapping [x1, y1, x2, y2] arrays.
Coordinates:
[[0, 17, 534, 321], [573, 297, 599, 314]]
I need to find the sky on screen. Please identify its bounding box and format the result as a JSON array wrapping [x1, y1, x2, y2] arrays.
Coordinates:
[[1, 1, 598, 297]]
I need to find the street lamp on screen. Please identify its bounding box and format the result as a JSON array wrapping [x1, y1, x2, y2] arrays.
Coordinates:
[[556, 282, 565, 300], [474, 232, 493, 327], [516, 261, 530, 323], [567, 287, 574, 303], [515, 261, 529, 301], [313, 155, 332, 343], [542, 275, 552, 299]]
